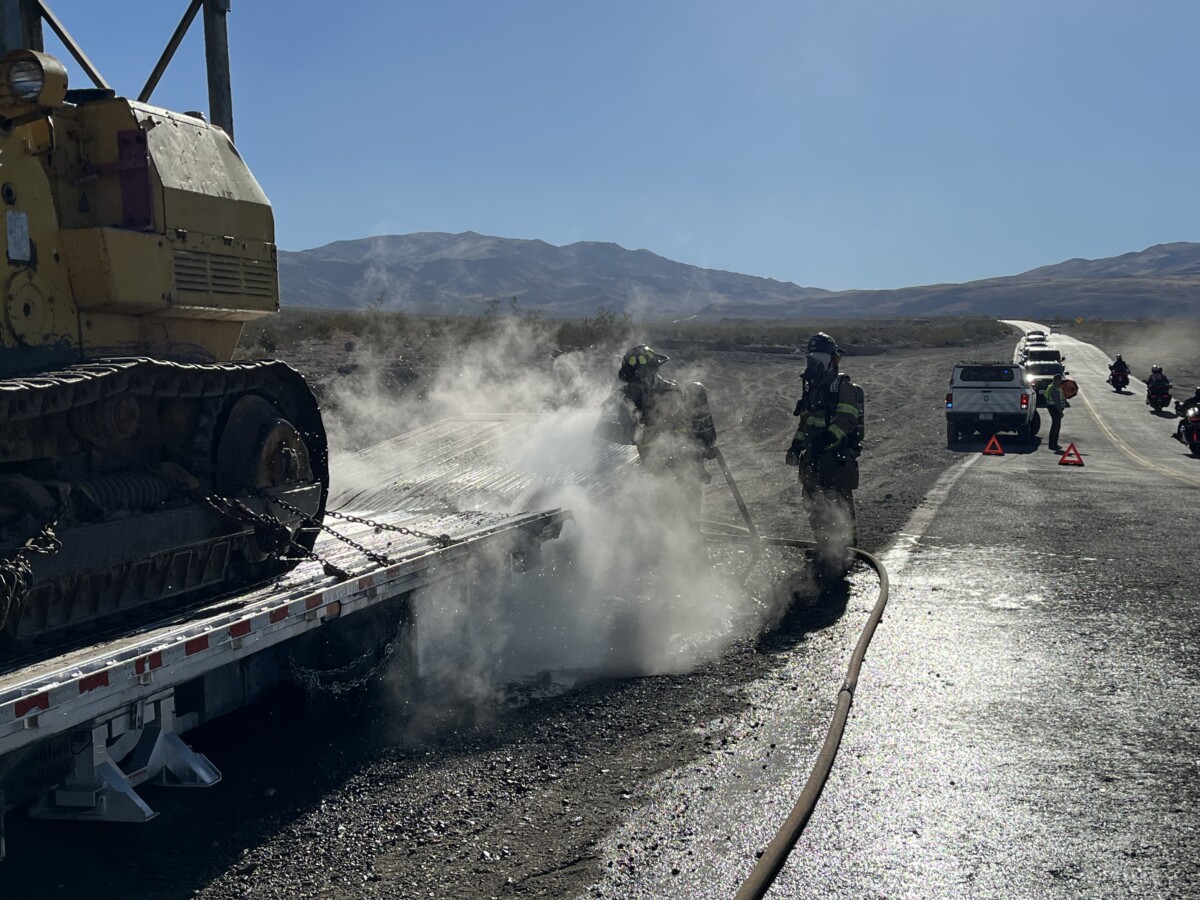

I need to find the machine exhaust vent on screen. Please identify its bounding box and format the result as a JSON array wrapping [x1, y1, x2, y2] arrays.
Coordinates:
[[174, 250, 277, 298]]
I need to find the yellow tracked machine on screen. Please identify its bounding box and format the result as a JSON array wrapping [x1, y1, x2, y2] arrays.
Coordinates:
[[0, 2, 327, 643]]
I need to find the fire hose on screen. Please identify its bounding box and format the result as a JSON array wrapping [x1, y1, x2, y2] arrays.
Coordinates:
[[703, 449, 891, 899]]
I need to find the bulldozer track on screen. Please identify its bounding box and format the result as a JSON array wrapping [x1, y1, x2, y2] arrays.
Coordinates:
[[0, 357, 316, 427], [0, 356, 329, 643]]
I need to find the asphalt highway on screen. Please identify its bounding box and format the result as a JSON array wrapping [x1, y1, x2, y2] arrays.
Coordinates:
[[6, 330, 1196, 899], [590, 323, 1200, 898]]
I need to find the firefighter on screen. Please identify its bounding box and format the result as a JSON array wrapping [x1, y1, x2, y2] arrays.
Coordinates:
[[600, 344, 718, 517], [786, 332, 861, 576]]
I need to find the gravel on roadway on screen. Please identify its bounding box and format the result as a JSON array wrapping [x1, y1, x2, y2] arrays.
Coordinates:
[[3, 335, 1018, 900]]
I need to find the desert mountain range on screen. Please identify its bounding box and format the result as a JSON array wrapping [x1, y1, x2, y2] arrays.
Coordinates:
[[278, 233, 1200, 320]]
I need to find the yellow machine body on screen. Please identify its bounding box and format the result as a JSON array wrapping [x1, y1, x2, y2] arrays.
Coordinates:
[[0, 51, 328, 643], [0, 88, 277, 369]]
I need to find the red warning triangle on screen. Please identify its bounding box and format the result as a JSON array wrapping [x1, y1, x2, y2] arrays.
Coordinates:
[[1058, 442, 1084, 466], [982, 434, 1004, 456]]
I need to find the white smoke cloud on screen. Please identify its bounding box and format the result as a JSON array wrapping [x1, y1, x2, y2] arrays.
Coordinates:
[[320, 315, 803, 730]]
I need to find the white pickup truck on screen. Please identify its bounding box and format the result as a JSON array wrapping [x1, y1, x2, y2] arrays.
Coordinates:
[[946, 361, 1042, 446]]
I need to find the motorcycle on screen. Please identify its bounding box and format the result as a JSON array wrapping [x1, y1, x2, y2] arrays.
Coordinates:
[[1174, 402, 1200, 456], [1107, 370, 1129, 391], [1146, 382, 1172, 412]]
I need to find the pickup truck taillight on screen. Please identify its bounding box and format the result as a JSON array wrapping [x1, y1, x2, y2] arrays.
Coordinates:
[[945, 392, 953, 409], [1020, 393, 1029, 409]]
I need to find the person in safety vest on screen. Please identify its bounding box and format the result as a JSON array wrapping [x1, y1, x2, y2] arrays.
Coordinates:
[[786, 332, 861, 577], [1108, 355, 1129, 374], [1043, 372, 1068, 452], [599, 344, 718, 517]]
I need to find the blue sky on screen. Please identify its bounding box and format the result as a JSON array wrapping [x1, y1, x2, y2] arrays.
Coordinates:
[[39, 1, 1200, 290]]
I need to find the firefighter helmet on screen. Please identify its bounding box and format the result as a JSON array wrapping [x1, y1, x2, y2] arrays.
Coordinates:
[[618, 345, 669, 383], [806, 332, 841, 356]]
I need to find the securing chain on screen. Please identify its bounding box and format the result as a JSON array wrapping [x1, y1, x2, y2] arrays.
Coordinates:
[[196, 492, 354, 580], [323, 507, 453, 548], [287, 612, 408, 696], [241, 484, 454, 565], [0, 509, 64, 630]]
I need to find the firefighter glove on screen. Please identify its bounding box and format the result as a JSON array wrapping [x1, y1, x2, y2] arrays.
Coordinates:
[[812, 431, 837, 454], [785, 439, 804, 466]]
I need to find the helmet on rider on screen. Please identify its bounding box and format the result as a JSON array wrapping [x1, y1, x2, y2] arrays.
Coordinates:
[[1152, 365, 1163, 374], [1115, 354, 1123, 362], [803, 332, 842, 381], [618, 345, 669, 384]]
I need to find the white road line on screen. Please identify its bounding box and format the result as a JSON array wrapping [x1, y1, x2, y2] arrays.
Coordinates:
[[879, 453, 980, 577], [1075, 387, 1200, 489]]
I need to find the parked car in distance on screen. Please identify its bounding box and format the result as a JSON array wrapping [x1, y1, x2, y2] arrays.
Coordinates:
[[1025, 346, 1065, 364]]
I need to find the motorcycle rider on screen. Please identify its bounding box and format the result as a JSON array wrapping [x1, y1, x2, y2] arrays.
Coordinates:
[[1146, 365, 1170, 388], [1177, 385, 1200, 415], [1175, 386, 1200, 441], [1109, 354, 1130, 374], [1146, 365, 1171, 406], [786, 332, 861, 577], [600, 344, 718, 517]]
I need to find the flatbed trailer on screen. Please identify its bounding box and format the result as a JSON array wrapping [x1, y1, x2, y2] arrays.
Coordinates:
[[0, 413, 633, 858]]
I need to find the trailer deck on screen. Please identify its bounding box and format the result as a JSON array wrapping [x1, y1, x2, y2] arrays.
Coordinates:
[[0, 413, 634, 854]]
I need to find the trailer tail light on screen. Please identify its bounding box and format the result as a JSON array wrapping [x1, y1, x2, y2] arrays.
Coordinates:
[[1020, 393, 1029, 409], [945, 392, 953, 409]]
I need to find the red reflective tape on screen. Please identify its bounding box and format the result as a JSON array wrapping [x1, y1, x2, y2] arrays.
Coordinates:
[[185, 636, 209, 655], [305, 595, 322, 610], [229, 621, 251, 639], [79, 671, 110, 694], [135, 651, 164, 672], [14, 693, 49, 717], [269, 608, 288, 624]]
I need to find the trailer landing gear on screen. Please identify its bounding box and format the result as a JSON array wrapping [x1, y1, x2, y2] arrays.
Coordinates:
[[28, 691, 220, 824]]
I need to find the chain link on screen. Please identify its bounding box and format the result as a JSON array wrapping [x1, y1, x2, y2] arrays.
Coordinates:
[[287, 614, 406, 697], [322, 507, 454, 548], [237, 485, 455, 573], [196, 492, 354, 580], [0, 510, 64, 630]]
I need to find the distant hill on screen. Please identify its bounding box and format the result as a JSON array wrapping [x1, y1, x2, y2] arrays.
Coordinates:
[[278, 234, 1200, 320], [278, 232, 831, 319]]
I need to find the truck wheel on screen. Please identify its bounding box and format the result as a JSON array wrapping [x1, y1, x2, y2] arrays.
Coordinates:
[[946, 421, 958, 446], [1031, 412, 1042, 437]]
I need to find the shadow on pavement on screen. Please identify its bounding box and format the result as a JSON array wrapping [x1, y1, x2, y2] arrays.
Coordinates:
[[947, 434, 1043, 456], [754, 565, 852, 654]]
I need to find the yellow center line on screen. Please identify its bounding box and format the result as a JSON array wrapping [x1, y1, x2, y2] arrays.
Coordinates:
[[1076, 388, 1200, 489]]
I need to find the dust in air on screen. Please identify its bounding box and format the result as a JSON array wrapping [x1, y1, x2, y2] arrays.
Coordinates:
[[318, 316, 805, 730]]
